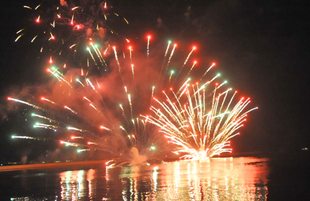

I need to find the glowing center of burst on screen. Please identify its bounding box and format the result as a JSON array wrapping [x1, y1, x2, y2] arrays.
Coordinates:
[[197, 148, 208, 160]]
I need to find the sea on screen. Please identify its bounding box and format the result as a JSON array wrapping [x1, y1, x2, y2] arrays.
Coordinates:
[[0, 154, 309, 201]]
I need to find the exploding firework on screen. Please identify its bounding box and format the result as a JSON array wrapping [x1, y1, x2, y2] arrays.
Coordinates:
[[15, 0, 130, 76], [8, 27, 257, 165], [7, 36, 179, 166], [145, 78, 258, 160], [7, 71, 165, 167]]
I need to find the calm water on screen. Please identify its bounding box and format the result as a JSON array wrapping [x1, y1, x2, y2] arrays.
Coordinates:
[[0, 157, 272, 200]]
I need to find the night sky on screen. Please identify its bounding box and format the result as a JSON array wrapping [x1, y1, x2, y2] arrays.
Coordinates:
[[0, 0, 309, 162]]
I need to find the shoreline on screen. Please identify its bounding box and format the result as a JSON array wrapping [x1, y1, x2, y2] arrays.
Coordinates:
[[0, 160, 106, 172], [2, 150, 308, 172]]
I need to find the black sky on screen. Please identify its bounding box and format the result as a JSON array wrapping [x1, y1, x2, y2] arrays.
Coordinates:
[[1, 0, 309, 161]]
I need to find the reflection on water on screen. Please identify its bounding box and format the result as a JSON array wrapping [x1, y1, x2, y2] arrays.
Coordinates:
[[114, 157, 269, 201], [8, 157, 269, 200]]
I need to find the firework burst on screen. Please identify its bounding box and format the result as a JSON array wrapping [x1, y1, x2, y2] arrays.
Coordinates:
[[7, 69, 168, 166], [145, 77, 257, 160], [8, 36, 184, 166], [9, 19, 257, 165], [15, 0, 130, 76]]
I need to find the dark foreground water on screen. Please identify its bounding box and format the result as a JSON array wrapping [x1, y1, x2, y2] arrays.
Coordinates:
[[0, 156, 309, 200]]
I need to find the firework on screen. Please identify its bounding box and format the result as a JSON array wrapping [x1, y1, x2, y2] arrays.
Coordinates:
[[8, 36, 180, 166], [145, 78, 257, 160], [8, 29, 256, 165], [8, 75, 166, 166], [15, 0, 130, 76]]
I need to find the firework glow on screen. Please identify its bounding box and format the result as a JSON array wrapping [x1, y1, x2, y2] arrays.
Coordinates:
[[145, 81, 258, 160], [8, 37, 184, 166], [7, 1, 257, 167]]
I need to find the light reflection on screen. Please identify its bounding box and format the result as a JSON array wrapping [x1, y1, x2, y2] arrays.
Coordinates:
[[153, 166, 158, 192], [87, 169, 95, 199], [59, 170, 87, 200], [116, 157, 269, 200], [54, 157, 268, 200]]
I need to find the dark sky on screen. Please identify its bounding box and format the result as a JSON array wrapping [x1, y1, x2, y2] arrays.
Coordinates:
[[1, 0, 309, 161]]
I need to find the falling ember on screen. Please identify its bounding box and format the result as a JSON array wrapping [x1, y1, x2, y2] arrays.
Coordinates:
[[23, 5, 32, 10], [169, 70, 174, 82], [50, 20, 55, 28], [131, 64, 134, 75], [41, 97, 57, 105], [202, 63, 216, 78], [15, 34, 24, 42], [96, 80, 101, 88], [167, 43, 177, 68], [49, 32, 55, 40], [35, 4, 41, 10], [8, 97, 43, 110], [89, 103, 100, 112], [31, 35, 38, 43], [64, 105, 77, 114], [67, 127, 82, 132], [70, 15, 74, 25], [72, 6, 79, 11], [123, 18, 129, 24], [188, 60, 197, 75], [71, 136, 83, 139], [36, 15, 41, 23], [69, 44, 77, 49], [152, 86, 155, 97], [147, 35, 151, 57], [128, 46, 133, 61], [86, 78, 95, 90], [182, 46, 196, 68], [100, 126, 111, 131], [16, 29, 24, 34]]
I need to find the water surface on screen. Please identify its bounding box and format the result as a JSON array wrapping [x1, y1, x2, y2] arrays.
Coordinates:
[[0, 157, 269, 200]]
